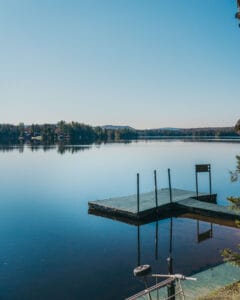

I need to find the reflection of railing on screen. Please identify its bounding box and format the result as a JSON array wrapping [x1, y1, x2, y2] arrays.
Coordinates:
[[197, 221, 213, 243], [136, 220, 161, 267], [134, 218, 177, 300]]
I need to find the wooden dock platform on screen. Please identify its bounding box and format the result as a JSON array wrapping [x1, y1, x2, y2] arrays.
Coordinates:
[[88, 188, 240, 223]]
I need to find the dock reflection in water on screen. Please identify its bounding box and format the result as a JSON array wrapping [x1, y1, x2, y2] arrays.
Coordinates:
[[89, 201, 240, 299], [128, 216, 240, 300], [134, 217, 213, 300]]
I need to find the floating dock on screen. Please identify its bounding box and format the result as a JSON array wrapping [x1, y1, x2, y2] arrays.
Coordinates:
[[88, 188, 240, 224]]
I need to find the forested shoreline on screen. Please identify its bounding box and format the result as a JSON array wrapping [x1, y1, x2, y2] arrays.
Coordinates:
[[0, 121, 239, 144], [0, 121, 138, 144]]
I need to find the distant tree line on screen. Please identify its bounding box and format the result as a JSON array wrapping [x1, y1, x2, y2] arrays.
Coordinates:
[[139, 127, 238, 138], [0, 121, 239, 144], [0, 121, 138, 144]]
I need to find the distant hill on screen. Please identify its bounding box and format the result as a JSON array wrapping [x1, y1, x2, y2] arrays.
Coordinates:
[[150, 127, 234, 131], [154, 127, 180, 131], [102, 125, 136, 130]]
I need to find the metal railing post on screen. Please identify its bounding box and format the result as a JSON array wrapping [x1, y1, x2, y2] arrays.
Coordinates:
[[137, 173, 140, 214], [168, 169, 173, 203], [154, 170, 158, 209]]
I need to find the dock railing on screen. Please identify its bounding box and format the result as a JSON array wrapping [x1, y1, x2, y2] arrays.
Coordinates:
[[126, 273, 197, 300], [195, 164, 212, 200]]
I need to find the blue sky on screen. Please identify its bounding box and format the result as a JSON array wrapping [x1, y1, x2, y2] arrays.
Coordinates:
[[0, 0, 239, 129]]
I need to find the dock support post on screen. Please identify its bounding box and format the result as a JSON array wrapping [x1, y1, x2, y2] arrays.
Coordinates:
[[168, 169, 173, 203], [209, 165, 212, 197], [137, 173, 140, 214], [195, 170, 199, 200], [154, 170, 158, 210]]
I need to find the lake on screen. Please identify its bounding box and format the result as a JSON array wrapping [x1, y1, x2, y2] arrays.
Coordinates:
[[0, 140, 239, 300]]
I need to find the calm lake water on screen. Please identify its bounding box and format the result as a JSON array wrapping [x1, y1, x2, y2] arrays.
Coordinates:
[[0, 140, 239, 300]]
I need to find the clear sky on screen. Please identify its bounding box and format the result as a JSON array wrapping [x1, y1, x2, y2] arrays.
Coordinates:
[[0, 0, 239, 129]]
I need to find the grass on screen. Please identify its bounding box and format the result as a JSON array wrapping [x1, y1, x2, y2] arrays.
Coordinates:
[[198, 281, 240, 300]]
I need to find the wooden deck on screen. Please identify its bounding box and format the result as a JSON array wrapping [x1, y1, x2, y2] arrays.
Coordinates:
[[89, 188, 212, 218], [176, 197, 240, 220], [88, 188, 240, 223]]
